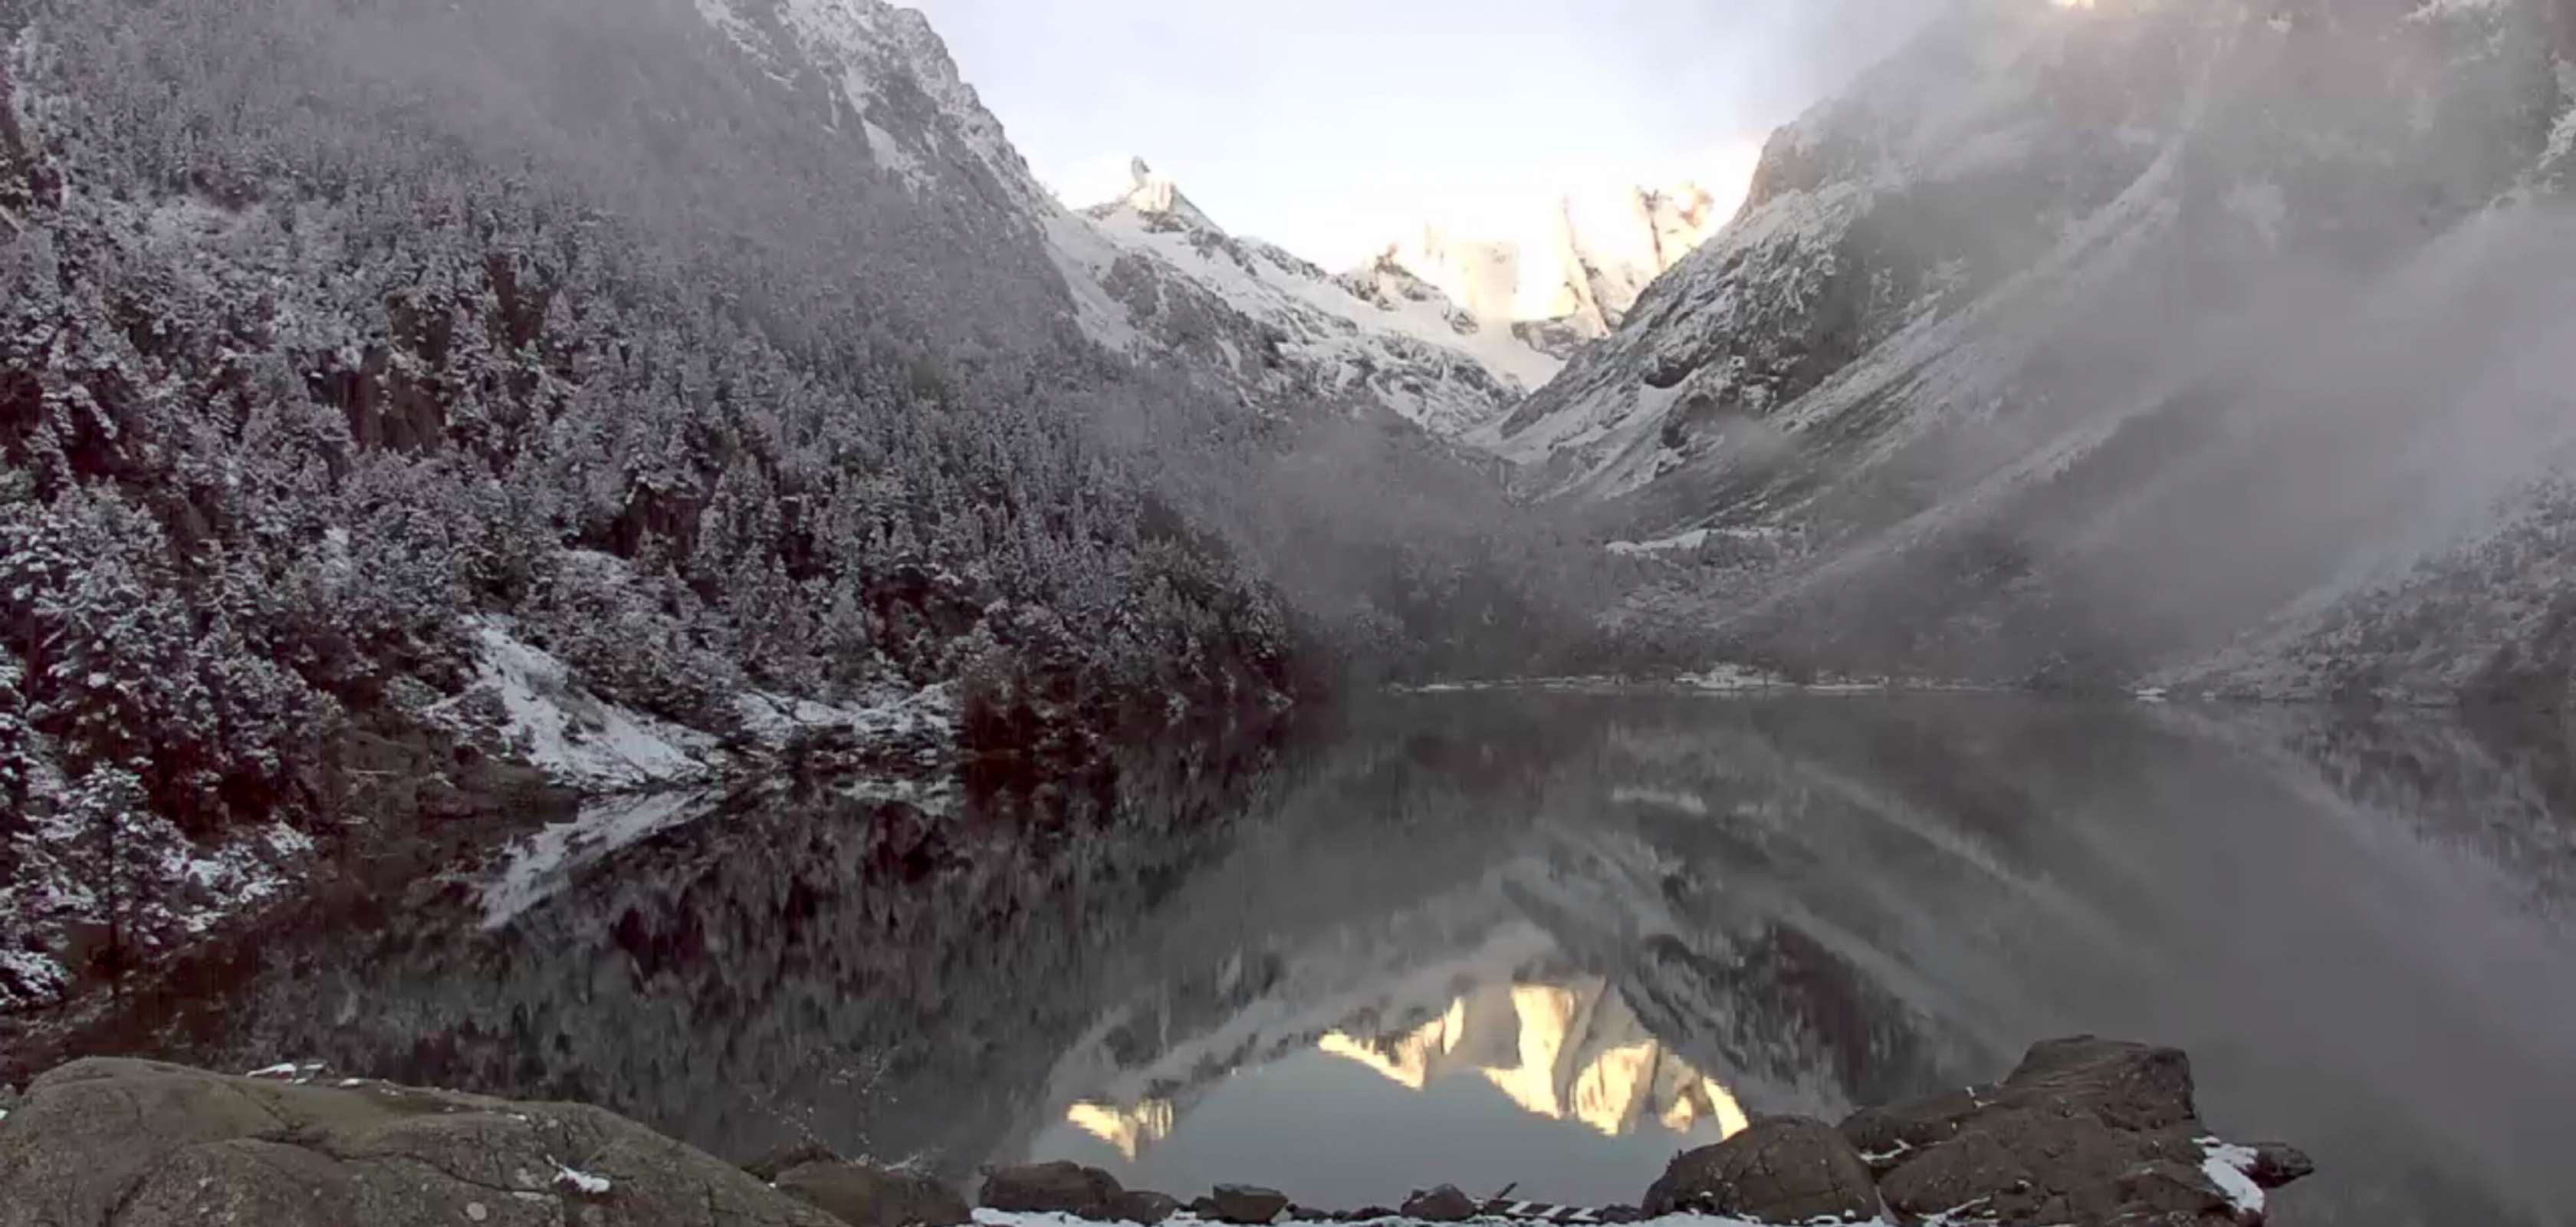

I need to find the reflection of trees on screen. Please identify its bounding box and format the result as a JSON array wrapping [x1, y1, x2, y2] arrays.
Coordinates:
[[44, 692, 2568, 1223]]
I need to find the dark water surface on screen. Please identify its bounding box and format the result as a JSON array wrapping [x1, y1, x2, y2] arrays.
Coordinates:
[[54, 694, 2576, 1225]]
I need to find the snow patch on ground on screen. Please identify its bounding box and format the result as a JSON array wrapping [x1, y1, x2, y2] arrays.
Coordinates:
[[434, 618, 719, 791], [479, 788, 724, 931], [0, 946, 70, 1011], [732, 682, 955, 755], [2198, 1138, 2266, 1218], [245, 1061, 330, 1083]]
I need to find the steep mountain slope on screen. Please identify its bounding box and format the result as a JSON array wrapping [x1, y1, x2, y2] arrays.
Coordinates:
[[1063, 159, 1562, 437], [1498, 0, 2576, 695], [0, 0, 1324, 1012]]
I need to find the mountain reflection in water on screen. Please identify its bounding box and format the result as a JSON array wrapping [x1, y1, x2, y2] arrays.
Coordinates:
[[1050, 962, 1752, 1202], [36, 693, 2576, 1226]]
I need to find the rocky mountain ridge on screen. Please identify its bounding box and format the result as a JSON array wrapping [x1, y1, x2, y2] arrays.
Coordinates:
[[1493, 0, 2576, 698]]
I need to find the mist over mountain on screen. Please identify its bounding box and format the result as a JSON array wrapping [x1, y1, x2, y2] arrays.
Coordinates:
[[1496, 0, 2576, 695]]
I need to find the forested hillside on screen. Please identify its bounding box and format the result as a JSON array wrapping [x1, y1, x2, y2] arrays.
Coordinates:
[[0, 0, 1596, 1012]]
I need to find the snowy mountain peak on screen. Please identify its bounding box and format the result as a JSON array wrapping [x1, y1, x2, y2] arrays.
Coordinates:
[[1382, 182, 1730, 343], [1096, 155, 1223, 234]]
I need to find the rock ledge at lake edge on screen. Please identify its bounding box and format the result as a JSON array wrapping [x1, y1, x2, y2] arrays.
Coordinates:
[[0, 1038, 2308, 1227]]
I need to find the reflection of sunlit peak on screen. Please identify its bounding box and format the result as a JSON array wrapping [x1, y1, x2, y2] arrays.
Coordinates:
[[1319, 977, 1750, 1143], [1066, 1098, 1176, 1161], [1660, 1077, 1752, 1139], [1318, 1000, 1467, 1090], [1572, 1041, 1661, 1136]]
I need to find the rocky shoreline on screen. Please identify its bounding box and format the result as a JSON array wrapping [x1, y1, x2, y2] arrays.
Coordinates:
[[0, 1038, 2308, 1227]]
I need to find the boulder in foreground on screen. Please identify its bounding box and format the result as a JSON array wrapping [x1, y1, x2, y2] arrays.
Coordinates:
[[1398, 1185, 1478, 1222], [1641, 1116, 1882, 1223], [774, 1160, 972, 1227], [1207, 1183, 1292, 1224], [980, 1160, 1127, 1218], [0, 1058, 843, 1227], [1844, 1036, 2314, 1226]]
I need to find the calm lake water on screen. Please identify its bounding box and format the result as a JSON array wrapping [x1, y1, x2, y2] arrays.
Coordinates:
[[56, 693, 2576, 1226]]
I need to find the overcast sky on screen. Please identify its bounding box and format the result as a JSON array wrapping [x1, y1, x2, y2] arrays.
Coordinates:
[[910, 0, 1947, 267]]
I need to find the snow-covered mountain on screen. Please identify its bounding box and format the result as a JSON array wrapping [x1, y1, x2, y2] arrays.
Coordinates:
[[1061, 158, 1567, 436], [1385, 183, 1730, 344], [1493, 0, 2576, 697]]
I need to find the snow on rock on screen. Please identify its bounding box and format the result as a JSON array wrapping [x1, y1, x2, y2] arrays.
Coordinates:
[[554, 1163, 614, 1196], [2197, 1138, 2266, 1219], [479, 788, 724, 931], [732, 682, 956, 755], [432, 619, 720, 793], [245, 1061, 329, 1083]]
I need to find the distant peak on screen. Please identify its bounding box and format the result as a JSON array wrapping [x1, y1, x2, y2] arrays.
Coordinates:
[[1099, 154, 1221, 233]]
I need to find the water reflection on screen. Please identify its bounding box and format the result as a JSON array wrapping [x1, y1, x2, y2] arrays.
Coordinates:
[[28, 694, 2576, 1225], [1315, 978, 1750, 1140], [1046, 958, 1753, 1203]]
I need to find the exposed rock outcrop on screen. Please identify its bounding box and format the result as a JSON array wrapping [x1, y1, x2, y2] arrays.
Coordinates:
[[1641, 1116, 1881, 1223], [774, 1161, 973, 1227], [0, 1058, 843, 1227], [1206, 1183, 1291, 1224], [1398, 1184, 1479, 1222], [1843, 1037, 2310, 1226], [980, 1160, 1128, 1218]]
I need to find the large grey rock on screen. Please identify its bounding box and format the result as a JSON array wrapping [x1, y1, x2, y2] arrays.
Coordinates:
[[2242, 1143, 2315, 1190], [979, 1160, 1125, 1218], [1206, 1183, 1290, 1224], [1398, 1185, 1478, 1222], [1641, 1116, 1883, 1224], [746, 1142, 845, 1183], [1845, 1037, 2311, 1226], [1108, 1189, 1183, 1224], [774, 1161, 971, 1227], [0, 1058, 841, 1227]]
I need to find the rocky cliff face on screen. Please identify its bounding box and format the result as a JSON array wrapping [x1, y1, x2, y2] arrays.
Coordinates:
[[1494, 0, 2576, 696]]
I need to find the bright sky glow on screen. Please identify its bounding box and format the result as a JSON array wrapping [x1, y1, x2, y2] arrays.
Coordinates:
[[909, 0, 1944, 268]]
